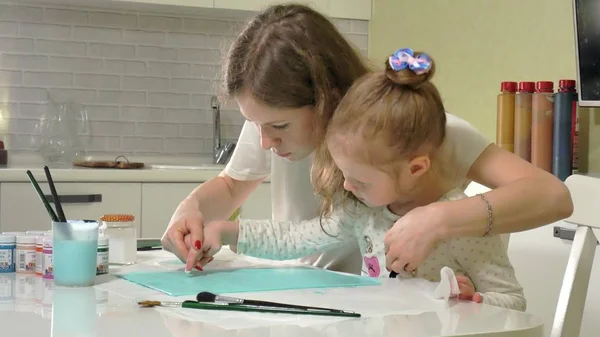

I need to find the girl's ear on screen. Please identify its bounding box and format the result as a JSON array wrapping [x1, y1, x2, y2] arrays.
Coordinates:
[[408, 155, 431, 177]]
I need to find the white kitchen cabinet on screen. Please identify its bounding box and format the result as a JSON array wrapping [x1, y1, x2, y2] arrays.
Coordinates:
[[213, 0, 329, 16], [140, 182, 200, 238], [112, 0, 213, 6], [213, 0, 371, 19], [140, 182, 272, 238], [327, 0, 372, 21], [31, 0, 371, 20], [0, 182, 142, 235]]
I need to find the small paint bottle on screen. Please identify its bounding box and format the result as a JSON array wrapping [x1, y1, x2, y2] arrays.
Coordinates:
[[42, 236, 53, 280], [35, 236, 44, 276], [96, 235, 109, 275], [16, 235, 36, 274], [100, 214, 137, 265], [26, 230, 50, 236], [2, 231, 25, 236], [0, 234, 16, 273]]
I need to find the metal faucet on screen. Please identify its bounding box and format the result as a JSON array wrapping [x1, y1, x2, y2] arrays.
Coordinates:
[[211, 95, 236, 165]]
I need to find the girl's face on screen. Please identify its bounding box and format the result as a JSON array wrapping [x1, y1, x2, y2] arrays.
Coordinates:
[[236, 91, 317, 162], [328, 143, 401, 207], [328, 139, 430, 208]]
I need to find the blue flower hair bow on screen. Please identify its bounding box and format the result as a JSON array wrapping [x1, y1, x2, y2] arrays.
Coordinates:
[[388, 48, 432, 75]]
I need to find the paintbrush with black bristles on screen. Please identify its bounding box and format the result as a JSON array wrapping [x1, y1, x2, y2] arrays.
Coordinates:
[[137, 300, 360, 318], [196, 291, 356, 315]]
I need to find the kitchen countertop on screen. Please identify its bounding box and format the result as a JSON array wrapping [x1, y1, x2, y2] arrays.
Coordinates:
[[0, 163, 226, 182], [0, 248, 544, 337], [0, 153, 273, 183]]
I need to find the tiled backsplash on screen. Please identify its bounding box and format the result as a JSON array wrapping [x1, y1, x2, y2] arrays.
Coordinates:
[[0, 2, 369, 157]]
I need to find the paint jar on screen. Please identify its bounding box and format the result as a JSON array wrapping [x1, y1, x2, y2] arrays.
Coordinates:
[[42, 236, 53, 280], [16, 235, 36, 274], [96, 235, 109, 275], [0, 273, 15, 312], [2, 231, 25, 236], [35, 236, 44, 276], [26, 230, 50, 236], [52, 220, 99, 287], [100, 214, 137, 265], [40, 279, 54, 319], [14, 273, 36, 313], [0, 234, 16, 273]]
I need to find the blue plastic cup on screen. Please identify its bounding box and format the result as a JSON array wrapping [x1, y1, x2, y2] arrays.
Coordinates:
[[52, 220, 99, 287]]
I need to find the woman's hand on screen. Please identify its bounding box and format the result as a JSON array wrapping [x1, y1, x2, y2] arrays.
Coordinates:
[[455, 275, 483, 303], [383, 203, 445, 273], [161, 199, 205, 272]]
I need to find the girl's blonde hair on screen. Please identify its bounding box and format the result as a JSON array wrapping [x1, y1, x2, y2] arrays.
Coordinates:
[[312, 49, 447, 218]]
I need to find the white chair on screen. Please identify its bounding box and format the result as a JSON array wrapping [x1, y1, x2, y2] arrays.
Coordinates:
[[551, 174, 600, 337]]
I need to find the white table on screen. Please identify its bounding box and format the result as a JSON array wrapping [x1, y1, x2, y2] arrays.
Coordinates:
[[0, 249, 543, 337]]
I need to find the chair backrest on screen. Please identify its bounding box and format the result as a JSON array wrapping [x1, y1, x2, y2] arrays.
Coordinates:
[[463, 182, 510, 249], [564, 174, 600, 230], [550, 174, 600, 337]]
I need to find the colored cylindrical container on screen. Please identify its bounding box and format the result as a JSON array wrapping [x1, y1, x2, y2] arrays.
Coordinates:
[[100, 214, 137, 266], [531, 81, 554, 172], [0, 273, 15, 312], [2, 232, 25, 236], [16, 235, 36, 274], [496, 81, 517, 153], [97, 235, 109, 275], [26, 230, 50, 236], [35, 236, 44, 276], [42, 236, 53, 280], [514, 81, 535, 161], [52, 220, 99, 287], [553, 79, 578, 181], [0, 234, 16, 273]]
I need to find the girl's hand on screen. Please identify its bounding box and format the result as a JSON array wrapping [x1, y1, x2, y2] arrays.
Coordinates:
[[197, 220, 240, 267], [383, 204, 444, 273], [456, 275, 483, 303]]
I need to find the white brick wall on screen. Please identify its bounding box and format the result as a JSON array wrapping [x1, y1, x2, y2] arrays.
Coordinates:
[[0, 3, 369, 157]]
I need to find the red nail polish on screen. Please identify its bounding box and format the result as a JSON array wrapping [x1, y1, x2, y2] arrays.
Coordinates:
[[194, 240, 202, 250], [195, 266, 203, 271]]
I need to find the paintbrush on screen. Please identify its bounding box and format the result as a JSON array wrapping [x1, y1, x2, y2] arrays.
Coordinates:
[[138, 300, 361, 318], [26, 170, 59, 222], [44, 166, 66, 222], [196, 291, 355, 314]]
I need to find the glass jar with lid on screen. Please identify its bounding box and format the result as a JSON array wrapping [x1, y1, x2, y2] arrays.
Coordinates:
[[99, 214, 136, 265]]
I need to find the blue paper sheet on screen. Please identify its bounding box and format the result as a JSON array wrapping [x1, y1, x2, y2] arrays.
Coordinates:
[[119, 267, 380, 296]]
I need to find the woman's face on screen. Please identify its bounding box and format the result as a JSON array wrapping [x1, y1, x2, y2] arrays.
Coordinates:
[[236, 91, 317, 162]]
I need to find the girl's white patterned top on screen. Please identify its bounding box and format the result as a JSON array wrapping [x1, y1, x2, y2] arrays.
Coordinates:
[[236, 189, 526, 311]]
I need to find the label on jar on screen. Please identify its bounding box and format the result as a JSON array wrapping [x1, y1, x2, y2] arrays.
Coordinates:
[[97, 246, 109, 275], [0, 246, 14, 273], [35, 249, 43, 275], [43, 249, 53, 279], [16, 248, 35, 274]]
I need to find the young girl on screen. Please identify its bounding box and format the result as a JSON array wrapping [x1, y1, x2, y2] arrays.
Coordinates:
[[198, 49, 526, 312]]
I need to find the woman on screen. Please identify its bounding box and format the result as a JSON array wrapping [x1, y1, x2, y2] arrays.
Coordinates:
[[161, 4, 573, 273]]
